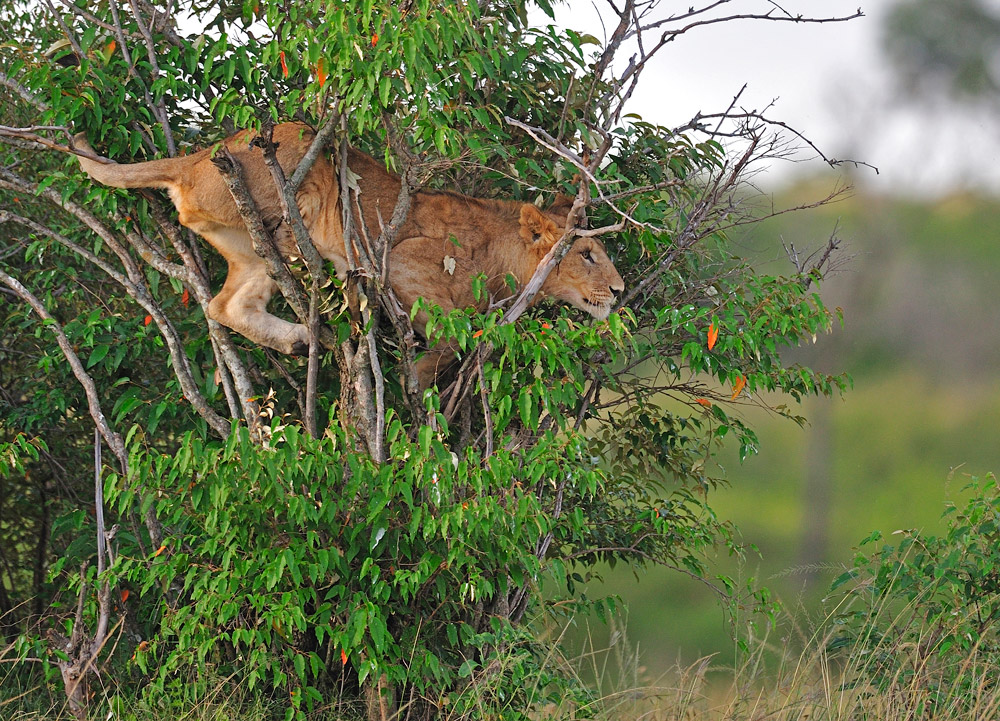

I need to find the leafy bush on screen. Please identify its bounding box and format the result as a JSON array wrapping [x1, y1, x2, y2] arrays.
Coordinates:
[[830, 474, 1000, 717], [113, 420, 601, 718]]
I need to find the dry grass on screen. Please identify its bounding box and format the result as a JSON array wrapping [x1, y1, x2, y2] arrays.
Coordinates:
[[6, 604, 1000, 720], [533, 607, 1000, 721]]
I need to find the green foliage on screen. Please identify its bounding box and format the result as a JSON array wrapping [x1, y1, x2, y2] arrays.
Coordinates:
[[109, 419, 605, 717], [829, 474, 1000, 716]]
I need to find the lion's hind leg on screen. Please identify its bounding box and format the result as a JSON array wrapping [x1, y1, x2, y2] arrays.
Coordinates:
[[206, 250, 310, 356]]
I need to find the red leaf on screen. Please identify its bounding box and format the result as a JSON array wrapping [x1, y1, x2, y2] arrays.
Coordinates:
[[181, 288, 189, 308], [695, 398, 712, 408], [316, 58, 327, 87], [371, 33, 379, 46], [730, 375, 746, 400], [707, 321, 719, 351], [143, 315, 152, 326], [279, 50, 288, 78], [341, 648, 348, 665]]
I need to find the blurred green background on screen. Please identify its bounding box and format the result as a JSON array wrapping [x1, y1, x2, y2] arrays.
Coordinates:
[[590, 186, 1000, 674], [565, 0, 1000, 677]]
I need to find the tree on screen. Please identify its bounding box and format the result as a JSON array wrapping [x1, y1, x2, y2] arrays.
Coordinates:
[[1, 1, 858, 719], [884, 0, 1000, 104]]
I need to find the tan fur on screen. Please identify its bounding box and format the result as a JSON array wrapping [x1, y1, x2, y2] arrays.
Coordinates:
[[75, 122, 624, 378]]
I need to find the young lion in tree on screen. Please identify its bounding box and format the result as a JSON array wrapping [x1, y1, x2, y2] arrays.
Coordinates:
[[390, 200, 624, 387], [73, 122, 624, 383]]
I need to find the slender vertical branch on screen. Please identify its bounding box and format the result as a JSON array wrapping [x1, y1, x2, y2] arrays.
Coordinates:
[[127, 0, 176, 154], [256, 120, 339, 436], [91, 429, 111, 657]]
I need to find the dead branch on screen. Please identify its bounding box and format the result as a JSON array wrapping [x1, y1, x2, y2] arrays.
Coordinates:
[[676, 109, 879, 173]]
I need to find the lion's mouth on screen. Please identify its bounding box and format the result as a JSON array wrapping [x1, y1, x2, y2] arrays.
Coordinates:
[[582, 297, 613, 319]]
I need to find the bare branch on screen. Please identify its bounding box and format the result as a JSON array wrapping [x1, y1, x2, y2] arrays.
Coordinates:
[[0, 270, 127, 472], [0, 169, 233, 437], [0, 72, 48, 111], [677, 109, 880, 173]]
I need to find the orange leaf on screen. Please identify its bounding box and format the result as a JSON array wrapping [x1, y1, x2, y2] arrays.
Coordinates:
[[341, 648, 348, 666], [472, 330, 483, 338], [105, 39, 116, 56], [181, 288, 189, 308], [695, 398, 712, 408], [152, 543, 167, 558], [121, 589, 130, 603], [316, 57, 327, 87], [279, 50, 288, 77], [371, 33, 378, 46], [730, 375, 746, 400], [143, 315, 152, 326], [707, 321, 719, 351]]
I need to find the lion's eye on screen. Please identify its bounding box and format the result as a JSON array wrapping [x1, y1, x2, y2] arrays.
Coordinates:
[[582, 250, 593, 262]]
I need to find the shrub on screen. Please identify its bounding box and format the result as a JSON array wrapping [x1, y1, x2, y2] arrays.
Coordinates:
[[829, 474, 1000, 717]]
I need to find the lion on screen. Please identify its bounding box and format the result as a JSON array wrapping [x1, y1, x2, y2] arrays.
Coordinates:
[[390, 199, 624, 387], [73, 122, 625, 382]]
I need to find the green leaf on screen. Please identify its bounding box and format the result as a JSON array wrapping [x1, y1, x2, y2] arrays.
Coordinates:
[[87, 344, 109, 368]]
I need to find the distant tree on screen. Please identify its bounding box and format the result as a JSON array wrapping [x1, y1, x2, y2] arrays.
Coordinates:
[[884, 0, 1000, 104], [1, 1, 858, 719]]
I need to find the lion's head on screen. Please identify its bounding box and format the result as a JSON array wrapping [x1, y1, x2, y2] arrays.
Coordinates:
[[544, 236, 624, 320], [518, 203, 625, 321]]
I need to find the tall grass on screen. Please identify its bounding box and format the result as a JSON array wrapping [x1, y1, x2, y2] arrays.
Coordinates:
[[542, 585, 1000, 721], [5, 602, 1000, 720]]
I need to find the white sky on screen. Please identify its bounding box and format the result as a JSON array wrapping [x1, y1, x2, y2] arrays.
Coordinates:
[[541, 0, 1000, 196]]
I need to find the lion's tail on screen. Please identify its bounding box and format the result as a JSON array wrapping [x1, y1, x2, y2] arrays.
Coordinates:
[[73, 133, 183, 190]]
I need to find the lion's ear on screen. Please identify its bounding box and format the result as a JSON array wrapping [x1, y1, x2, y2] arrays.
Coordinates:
[[547, 193, 575, 218], [519, 203, 558, 246]]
